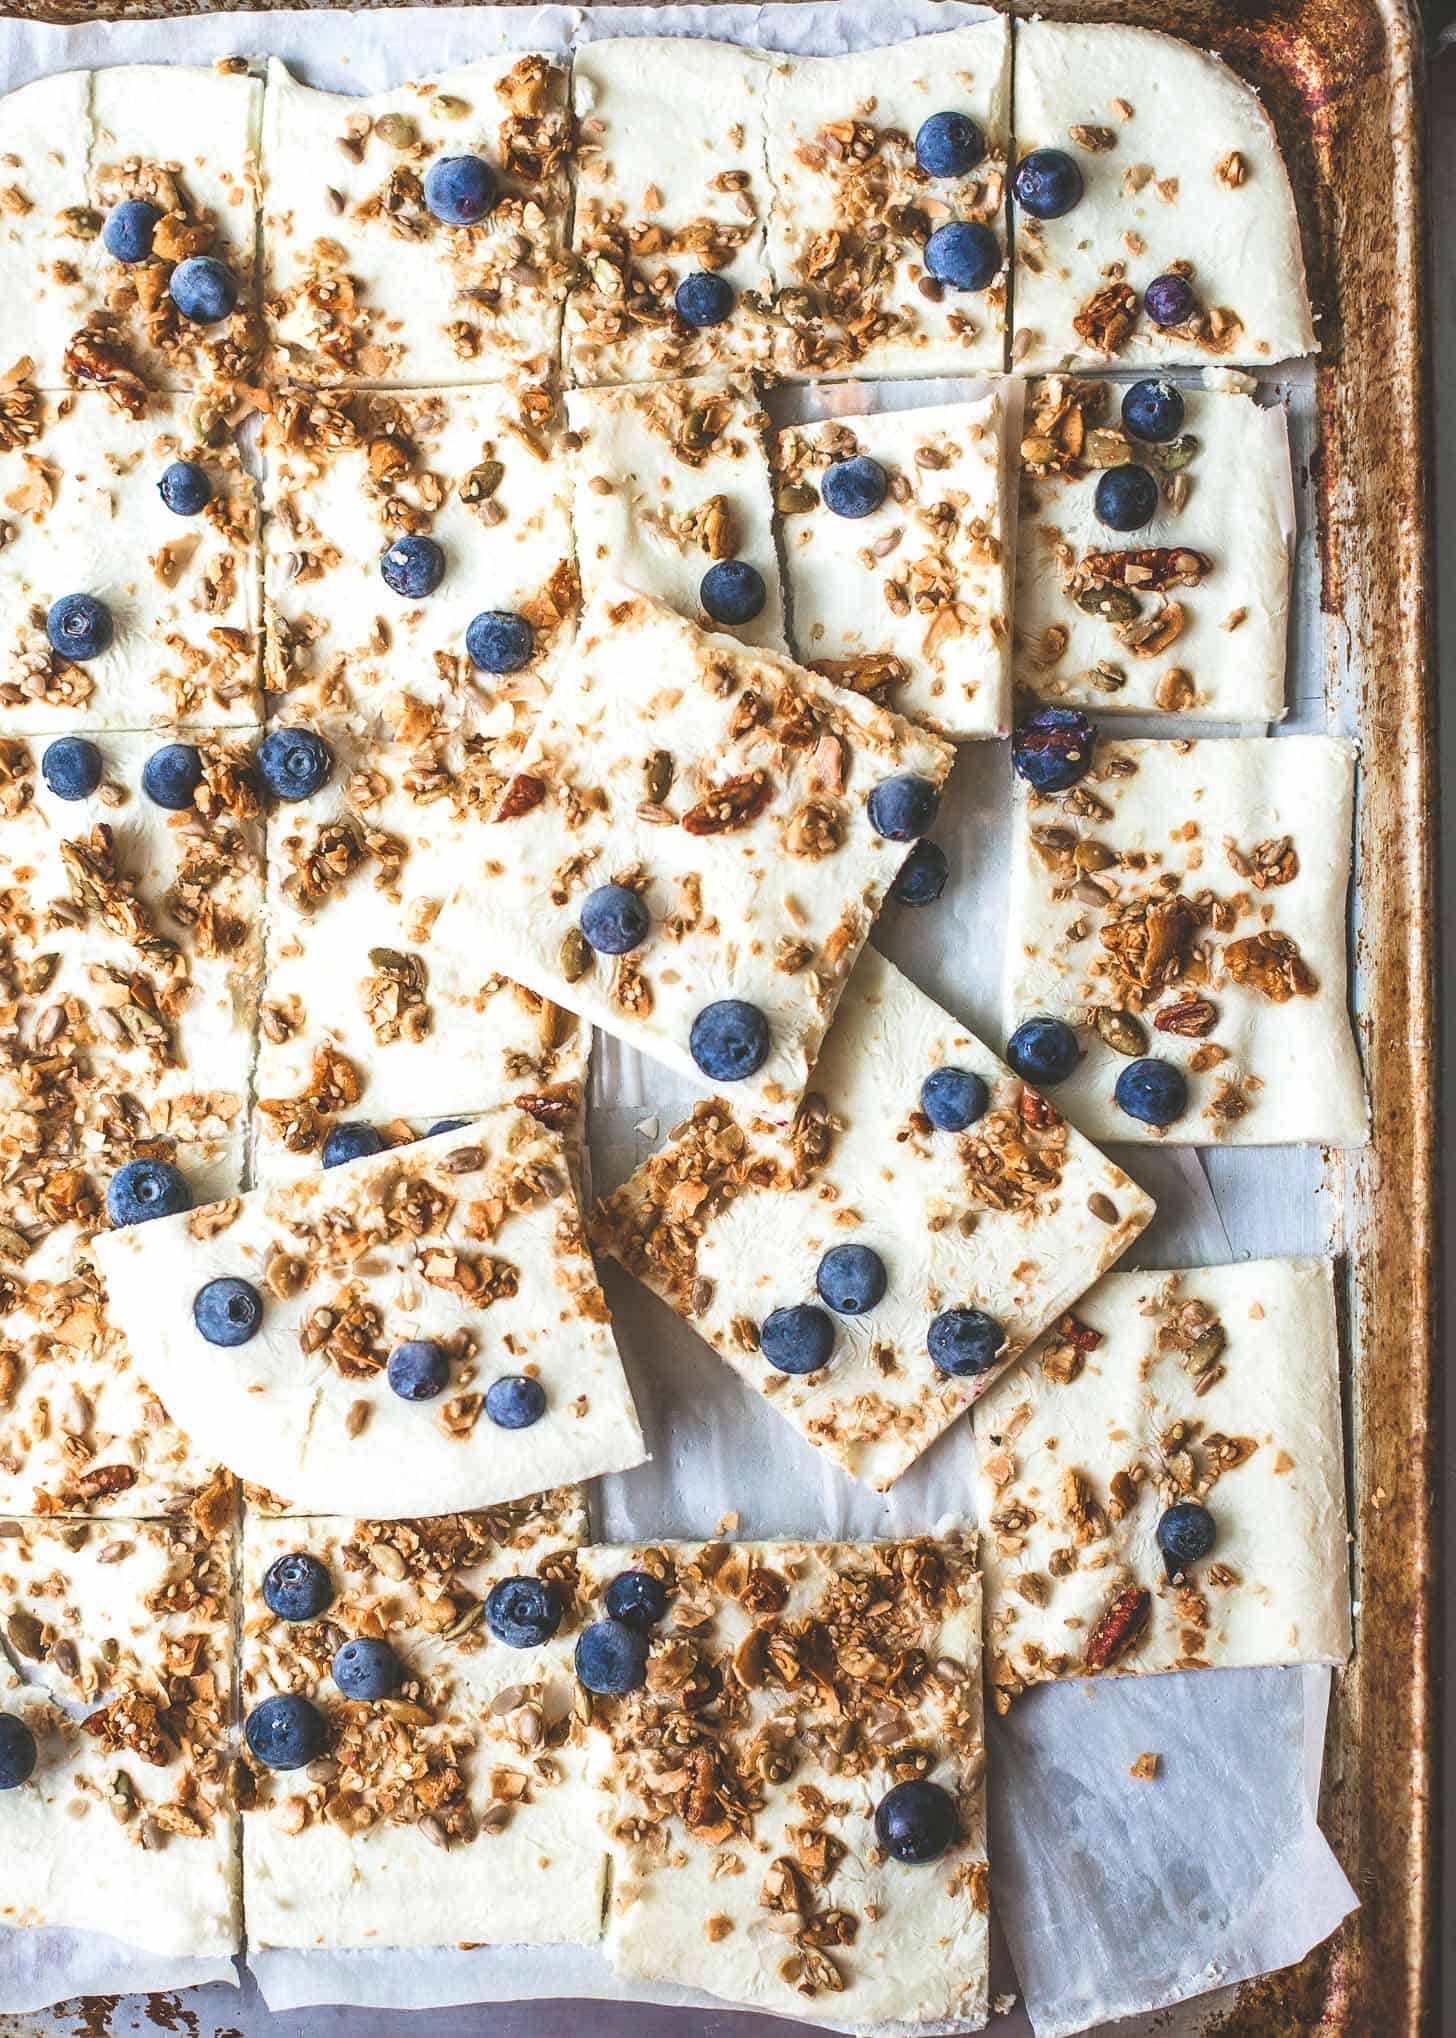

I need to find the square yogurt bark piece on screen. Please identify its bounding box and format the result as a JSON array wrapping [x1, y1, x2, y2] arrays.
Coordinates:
[[1005, 733, 1367, 1145], [764, 20, 1010, 381], [775, 391, 1013, 741], [593, 948, 1153, 1492], [0, 73, 95, 389], [1010, 22, 1316, 374], [432, 586, 954, 1117], [262, 55, 570, 386], [974, 1258, 1352, 1708], [1014, 376, 1292, 721]]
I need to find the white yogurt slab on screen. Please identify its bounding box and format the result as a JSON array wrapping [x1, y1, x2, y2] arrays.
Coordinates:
[[0, 74, 95, 389]]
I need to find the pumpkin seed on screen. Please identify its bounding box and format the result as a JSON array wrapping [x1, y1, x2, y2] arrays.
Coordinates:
[[559, 926, 593, 983], [1075, 583, 1141, 623], [1094, 1007, 1148, 1058]]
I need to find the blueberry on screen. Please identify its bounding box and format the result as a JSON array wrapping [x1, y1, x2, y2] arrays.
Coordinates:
[[1012, 147, 1085, 220], [380, 534, 445, 599], [423, 154, 498, 226], [321, 1123, 385, 1169], [874, 1778, 959, 1863], [262, 1551, 334, 1624], [868, 773, 940, 843], [1114, 1056, 1188, 1128], [1156, 1500, 1217, 1575], [245, 1693, 327, 1771], [0, 1713, 37, 1791], [760, 1303, 834, 1375], [920, 1067, 989, 1133], [891, 840, 948, 907], [485, 1374, 546, 1429], [465, 609, 534, 675], [580, 883, 649, 956], [915, 111, 986, 179], [700, 559, 767, 627], [927, 1307, 1005, 1378], [575, 1618, 649, 1695], [689, 1000, 769, 1082], [1144, 271, 1198, 329], [1094, 463, 1160, 533], [1011, 706, 1096, 794], [141, 742, 203, 812], [821, 455, 888, 520], [102, 198, 161, 264], [169, 255, 239, 326], [158, 460, 212, 516], [604, 1569, 669, 1631], [674, 271, 735, 328], [816, 1242, 886, 1316], [257, 726, 333, 802], [40, 736, 103, 801], [924, 220, 1000, 292], [1006, 1016, 1080, 1087], [106, 1157, 192, 1228], [1121, 378, 1186, 444], [193, 1276, 263, 1348], [46, 593, 113, 662], [386, 1339, 450, 1402], [484, 1575, 563, 1650], [332, 1637, 402, 1701], [427, 1119, 468, 1137]]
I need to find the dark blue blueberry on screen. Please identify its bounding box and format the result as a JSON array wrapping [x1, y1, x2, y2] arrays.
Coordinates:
[[821, 454, 888, 520], [927, 1307, 1005, 1378], [924, 220, 1000, 292], [920, 1066, 989, 1133], [604, 1568, 669, 1631], [0, 1713, 37, 1791], [1144, 271, 1198, 329], [868, 772, 940, 843], [484, 1575, 563, 1650], [106, 1157, 192, 1228], [262, 1551, 334, 1624], [816, 1242, 887, 1316], [575, 1618, 649, 1696], [46, 593, 113, 662], [1114, 1056, 1188, 1127], [102, 198, 161, 264], [141, 742, 203, 812], [891, 840, 948, 907], [466, 609, 534, 674], [423, 154, 498, 226], [427, 1118, 468, 1137], [158, 460, 212, 516], [700, 559, 767, 627], [1011, 706, 1096, 794], [40, 736, 103, 801], [245, 1693, 327, 1771], [1012, 147, 1085, 220], [580, 883, 649, 957], [169, 255, 239, 326], [193, 1276, 263, 1348], [485, 1373, 546, 1429], [1121, 378, 1186, 444], [1006, 1016, 1080, 1086], [322, 1123, 386, 1169], [257, 726, 333, 802], [874, 1778, 958, 1863], [332, 1637, 402, 1701], [690, 999, 769, 1082], [915, 111, 986, 179], [674, 271, 735, 328], [380, 534, 445, 599], [386, 1339, 451, 1402], [1094, 463, 1160, 533], [1156, 1500, 1217, 1576], [760, 1303, 834, 1376]]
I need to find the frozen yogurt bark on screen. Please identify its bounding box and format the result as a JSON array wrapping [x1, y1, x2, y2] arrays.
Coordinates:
[[0, 74, 94, 389]]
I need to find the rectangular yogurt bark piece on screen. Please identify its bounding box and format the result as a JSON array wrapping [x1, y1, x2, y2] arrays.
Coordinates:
[[1010, 22, 1316, 374], [0, 1512, 239, 1956], [240, 1494, 606, 1949], [262, 55, 570, 386], [1015, 376, 1292, 720], [577, 1535, 988, 2026], [0, 387, 260, 732], [593, 948, 1153, 1491], [434, 586, 953, 1117], [565, 39, 776, 387], [974, 1258, 1352, 1708], [262, 382, 574, 739], [0, 74, 95, 388], [764, 21, 1010, 380], [1005, 734, 1367, 1146], [94, 1112, 645, 1518], [566, 378, 786, 655], [776, 392, 1012, 741]]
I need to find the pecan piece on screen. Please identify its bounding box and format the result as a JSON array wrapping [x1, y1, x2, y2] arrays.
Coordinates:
[[1078, 547, 1211, 593], [63, 330, 149, 418], [513, 1082, 578, 1130], [682, 769, 773, 835], [1071, 282, 1139, 356], [1154, 995, 1217, 1037], [495, 773, 546, 821], [1084, 1585, 1152, 1672]]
